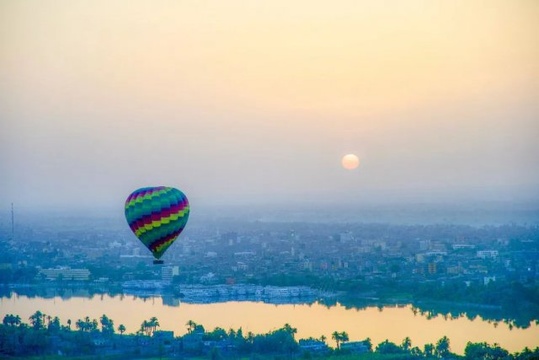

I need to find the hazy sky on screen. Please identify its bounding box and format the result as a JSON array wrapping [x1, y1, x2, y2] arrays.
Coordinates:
[[1, 0, 538, 211]]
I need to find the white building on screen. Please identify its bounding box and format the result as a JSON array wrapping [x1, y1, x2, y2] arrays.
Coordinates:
[[39, 267, 91, 281], [161, 265, 180, 282], [476, 250, 499, 259]]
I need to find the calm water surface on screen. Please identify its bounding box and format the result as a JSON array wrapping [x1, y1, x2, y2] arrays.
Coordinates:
[[1, 294, 538, 354]]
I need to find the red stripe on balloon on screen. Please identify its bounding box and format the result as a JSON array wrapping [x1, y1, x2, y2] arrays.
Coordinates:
[[149, 231, 181, 252], [130, 200, 189, 234]]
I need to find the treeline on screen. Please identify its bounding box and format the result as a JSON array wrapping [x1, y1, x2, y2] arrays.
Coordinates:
[[1, 312, 539, 359], [263, 273, 539, 313], [259, 273, 539, 328]]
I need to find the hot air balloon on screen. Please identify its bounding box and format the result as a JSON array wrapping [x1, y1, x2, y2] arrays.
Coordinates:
[[125, 186, 190, 264]]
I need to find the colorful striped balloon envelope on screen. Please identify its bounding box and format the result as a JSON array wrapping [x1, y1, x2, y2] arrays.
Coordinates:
[[125, 186, 190, 264]]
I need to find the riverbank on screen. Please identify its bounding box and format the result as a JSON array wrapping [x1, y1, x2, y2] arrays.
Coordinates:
[[1, 282, 536, 329]]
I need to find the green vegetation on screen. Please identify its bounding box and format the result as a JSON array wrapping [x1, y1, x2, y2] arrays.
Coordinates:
[[2, 312, 539, 359], [332, 331, 349, 350]]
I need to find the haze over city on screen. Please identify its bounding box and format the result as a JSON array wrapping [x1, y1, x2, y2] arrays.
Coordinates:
[[1, 0, 538, 214], [1, 3, 539, 358]]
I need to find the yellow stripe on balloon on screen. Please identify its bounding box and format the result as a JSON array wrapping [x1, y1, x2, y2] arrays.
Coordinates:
[[154, 239, 174, 254], [134, 207, 190, 237]]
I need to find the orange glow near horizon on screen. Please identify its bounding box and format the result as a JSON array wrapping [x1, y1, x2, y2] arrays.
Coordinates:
[[1, 0, 538, 207]]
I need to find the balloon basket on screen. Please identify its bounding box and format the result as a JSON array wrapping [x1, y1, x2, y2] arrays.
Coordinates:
[[153, 259, 164, 265]]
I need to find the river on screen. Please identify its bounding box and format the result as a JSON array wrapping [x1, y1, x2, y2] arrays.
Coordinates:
[[1, 294, 538, 354]]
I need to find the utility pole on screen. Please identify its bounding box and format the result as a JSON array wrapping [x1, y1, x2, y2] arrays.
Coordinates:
[[11, 202, 14, 238]]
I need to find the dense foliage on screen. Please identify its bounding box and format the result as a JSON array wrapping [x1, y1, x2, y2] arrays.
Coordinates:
[[1, 312, 538, 359]]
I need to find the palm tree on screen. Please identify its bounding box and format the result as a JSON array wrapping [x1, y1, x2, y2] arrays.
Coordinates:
[[67, 319, 72, 330], [118, 324, 126, 334], [3, 314, 12, 326], [49, 316, 60, 332], [91, 319, 98, 332], [435, 336, 450, 358], [100, 314, 115, 334], [424, 343, 434, 357], [75, 317, 97, 332], [100, 314, 109, 331], [237, 327, 244, 341], [2, 314, 20, 326], [141, 320, 156, 336], [364, 338, 373, 352], [332, 331, 342, 350], [76, 319, 85, 332], [401, 336, 412, 351], [283, 323, 297, 337], [341, 331, 349, 346], [332, 331, 348, 350], [140, 320, 148, 336], [149, 317, 160, 335], [186, 320, 197, 334], [13, 314, 21, 327], [108, 317, 115, 333], [29, 311, 45, 330]]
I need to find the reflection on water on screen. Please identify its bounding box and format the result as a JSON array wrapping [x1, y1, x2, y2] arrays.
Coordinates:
[[334, 296, 539, 330], [1, 293, 538, 354]]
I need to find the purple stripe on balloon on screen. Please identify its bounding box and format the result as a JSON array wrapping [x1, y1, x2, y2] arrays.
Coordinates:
[[129, 200, 189, 234], [149, 231, 181, 252]]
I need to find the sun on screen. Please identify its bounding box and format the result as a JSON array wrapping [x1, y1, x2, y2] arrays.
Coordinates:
[[341, 154, 360, 170]]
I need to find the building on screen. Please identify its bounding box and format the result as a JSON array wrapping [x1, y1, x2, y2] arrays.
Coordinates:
[[341, 340, 370, 353], [477, 250, 499, 259], [162, 266, 180, 283], [299, 339, 329, 353], [38, 267, 91, 281]]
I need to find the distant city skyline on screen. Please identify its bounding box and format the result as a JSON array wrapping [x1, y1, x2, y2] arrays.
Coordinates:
[[1, 1, 538, 211]]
